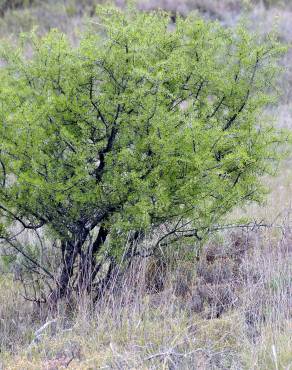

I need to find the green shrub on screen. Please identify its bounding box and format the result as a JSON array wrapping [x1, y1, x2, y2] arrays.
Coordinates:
[[0, 4, 288, 303]]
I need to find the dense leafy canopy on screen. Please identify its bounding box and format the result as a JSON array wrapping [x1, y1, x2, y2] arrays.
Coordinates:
[[0, 4, 287, 297]]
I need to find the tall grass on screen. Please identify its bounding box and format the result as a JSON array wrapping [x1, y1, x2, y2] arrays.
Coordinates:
[[1, 227, 291, 369]]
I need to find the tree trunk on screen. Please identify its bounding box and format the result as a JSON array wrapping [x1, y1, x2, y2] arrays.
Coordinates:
[[78, 225, 109, 293], [48, 233, 87, 308]]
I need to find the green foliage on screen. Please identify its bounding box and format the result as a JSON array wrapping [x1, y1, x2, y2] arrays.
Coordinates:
[[0, 5, 288, 256]]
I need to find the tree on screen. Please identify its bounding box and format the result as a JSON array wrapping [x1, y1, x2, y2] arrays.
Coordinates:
[[0, 4, 287, 304]]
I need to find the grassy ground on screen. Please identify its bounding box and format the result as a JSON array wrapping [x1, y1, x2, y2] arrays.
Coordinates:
[[0, 1, 291, 369], [1, 229, 291, 368]]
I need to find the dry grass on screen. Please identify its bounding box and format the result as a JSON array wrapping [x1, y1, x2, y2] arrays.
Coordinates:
[[0, 228, 291, 369], [0, 277, 37, 353]]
